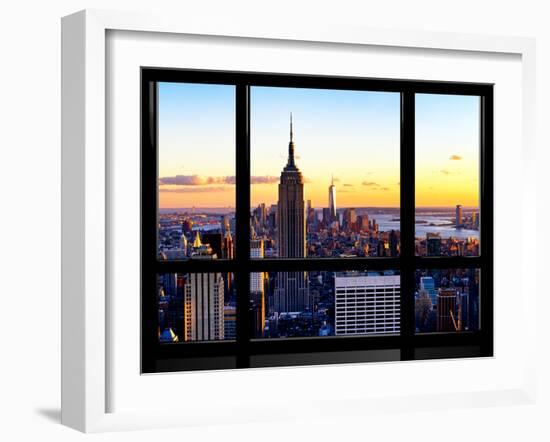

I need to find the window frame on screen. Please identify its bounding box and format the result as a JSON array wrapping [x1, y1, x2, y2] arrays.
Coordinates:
[[141, 67, 493, 373]]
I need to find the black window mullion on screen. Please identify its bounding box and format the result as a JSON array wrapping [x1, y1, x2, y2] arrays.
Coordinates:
[[153, 259, 236, 274], [235, 83, 251, 368], [400, 91, 416, 360], [480, 91, 494, 355], [248, 257, 401, 272], [411, 256, 483, 269]]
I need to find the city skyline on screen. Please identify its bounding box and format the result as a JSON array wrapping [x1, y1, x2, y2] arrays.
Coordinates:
[[157, 83, 480, 209], [157, 110, 479, 342]]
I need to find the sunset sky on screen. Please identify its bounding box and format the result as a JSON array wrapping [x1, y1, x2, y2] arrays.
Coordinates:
[[158, 83, 479, 209], [415, 93, 480, 208]]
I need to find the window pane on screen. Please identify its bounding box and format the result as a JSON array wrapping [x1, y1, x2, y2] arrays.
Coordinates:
[[250, 87, 401, 259], [157, 83, 236, 261], [157, 273, 236, 342], [415, 94, 480, 257], [414, 268, 480, 333], [251, 270, 400, 339]]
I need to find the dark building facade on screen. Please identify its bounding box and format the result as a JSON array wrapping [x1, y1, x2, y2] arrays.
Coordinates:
[[437, 288, 458, 332]]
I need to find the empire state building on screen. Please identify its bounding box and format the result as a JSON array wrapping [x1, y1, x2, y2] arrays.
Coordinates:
[[275, 114, 309, 313]]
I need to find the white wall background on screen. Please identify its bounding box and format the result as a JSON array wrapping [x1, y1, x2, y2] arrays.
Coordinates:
[[0, 0, 548, 441]]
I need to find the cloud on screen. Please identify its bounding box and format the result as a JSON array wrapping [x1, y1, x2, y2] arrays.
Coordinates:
[[343, 183, 353, 187], [251, 176, 279, 184], [332, 177, 341, 182], [372, 186, 390, 191], [440, 169, 452, 175], [159, 175, 235, 186], [449, 155, 463, 161], [159, 175, 278, 186], [159, 186, 228, 193], [362, 181, 380, 187]]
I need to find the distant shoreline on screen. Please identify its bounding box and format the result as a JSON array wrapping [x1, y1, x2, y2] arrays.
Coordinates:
[[159, 206, 479, 213]]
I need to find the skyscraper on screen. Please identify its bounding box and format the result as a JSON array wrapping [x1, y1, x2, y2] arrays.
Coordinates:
[[456, 204, 463, 228], [420, 276, 437, 306], [436, 288, 458, 332], [275, 114, 308, 313], [201, 232, 223, 259], [389, 229, 399, 256], [335, 272, 400, 335], [183, 273, 225, 341], [328, 175, 337, 221], [343, 207, 357, 229], [426, 232, 442, 256], [223, 305, 236, 340], [306, 199, 315, 225], [250, 239, 266, 337], [472, 211, 479, 229]]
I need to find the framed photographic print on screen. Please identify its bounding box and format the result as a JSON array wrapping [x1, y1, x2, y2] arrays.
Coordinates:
[[61, 9, 536, 432], [141, 68, 493, 373]]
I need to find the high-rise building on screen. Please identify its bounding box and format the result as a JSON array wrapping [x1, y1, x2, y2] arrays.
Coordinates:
[[223, 305, 236, 340], [202, 232, 223, 259], [259, 203, 267, 227], [377, 240, 389, 257], [426, 232, 442, 256], [328, 175, 337, 221], [322, 208, 332, 225], [436, 288, 458, 332], [306, 199, 315, 224], [181, 219, 194, 235], [179, 222, 189, 255], [419, 276, 437, 306], [250, 239, 266, 337], [343, 208, 357, 229], [268, 204, 278, 229], [183, 273, 225, 341], [220, 215, 230, 235], [275, 115, 308, 313], [335, 272, 400, 335], [458, 291, 469, 331], [472, 211, 479, 229], [456, 204, 463, 228], [389, 229, 399, 256], [250, 239, 265, 291], [357, 214, 369, 232], [467, 269, 480, 331], [158, 273, 186, 340], [223, 231, 233, 259]]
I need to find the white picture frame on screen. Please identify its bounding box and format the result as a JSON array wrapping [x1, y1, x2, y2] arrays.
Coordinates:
[[61, 9, 537, 433]]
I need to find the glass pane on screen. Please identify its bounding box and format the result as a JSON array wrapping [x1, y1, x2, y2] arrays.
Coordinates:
[[157, 82, 236, 260], [414, 268, 480, 333], [415, 94, 480, 256], [250, 87, 401, 259], [157, 272, 236, 342], [252, 270, 400, 339]]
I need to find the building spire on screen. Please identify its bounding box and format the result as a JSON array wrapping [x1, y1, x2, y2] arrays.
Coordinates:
[[193, 231, 202, 248], [287, 112, 296, 167]]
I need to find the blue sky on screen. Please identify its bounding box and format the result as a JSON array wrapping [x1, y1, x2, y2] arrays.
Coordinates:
[[158, 82, 479, 209]]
